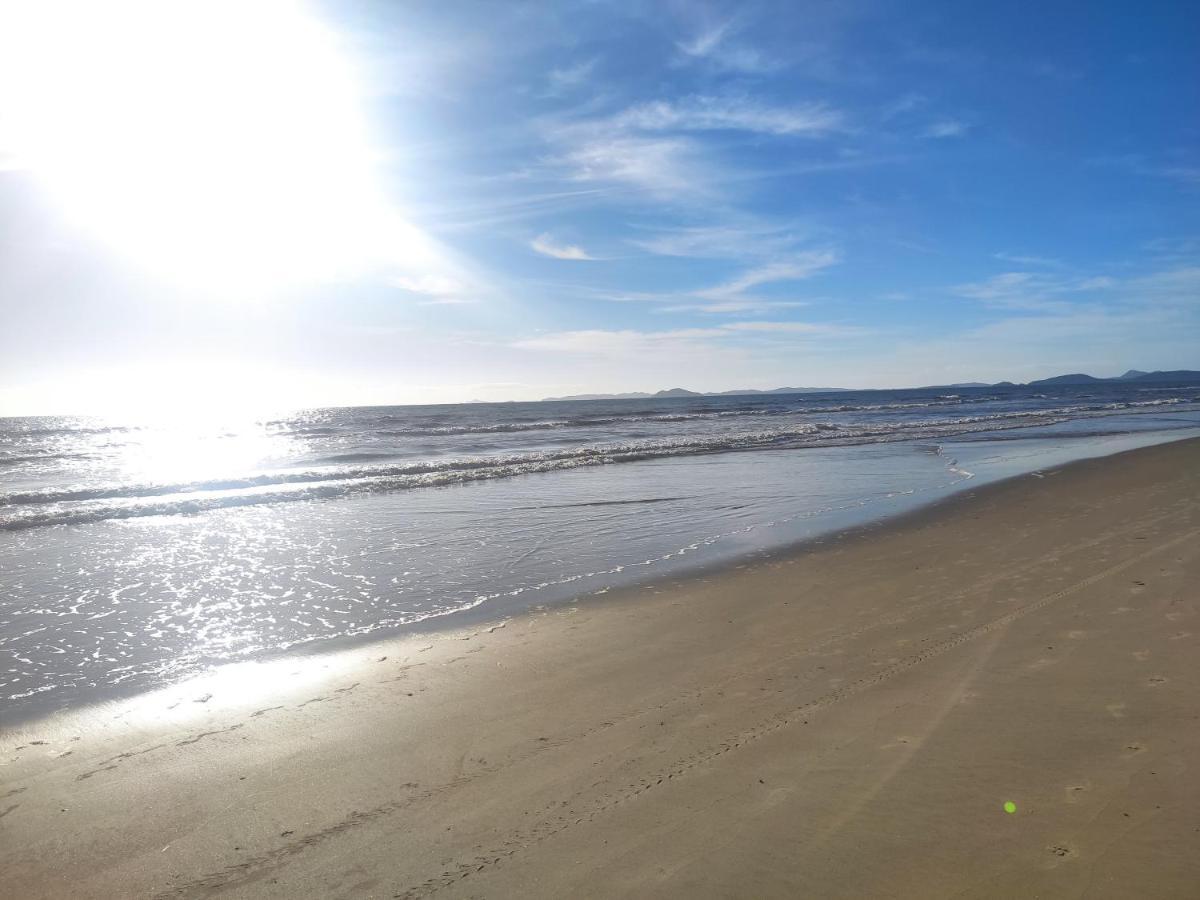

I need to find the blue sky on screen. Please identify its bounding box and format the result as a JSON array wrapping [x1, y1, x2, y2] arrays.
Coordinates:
[[1, 0, 1197, 413]]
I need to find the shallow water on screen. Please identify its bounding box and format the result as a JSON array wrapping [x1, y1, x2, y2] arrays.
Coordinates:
[[2, 382, 1199, 723]]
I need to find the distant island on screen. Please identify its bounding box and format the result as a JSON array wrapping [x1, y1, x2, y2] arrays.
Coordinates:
[[541, 369, 1200, 402]]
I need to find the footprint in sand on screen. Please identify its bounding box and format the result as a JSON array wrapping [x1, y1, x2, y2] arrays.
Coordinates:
[[1042, 844, 1078, 869], [1169, 631, 1191, 640], [1146, 676, 1168, 686], [1064, 784, 1088, 804], [1122, 742, 1146, 756]]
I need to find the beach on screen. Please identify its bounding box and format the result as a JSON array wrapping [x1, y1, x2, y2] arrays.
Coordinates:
[[3, 436, 1198, 898]]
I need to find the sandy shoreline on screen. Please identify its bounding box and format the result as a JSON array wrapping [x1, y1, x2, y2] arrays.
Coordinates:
[[3, 437, 1199, 898]]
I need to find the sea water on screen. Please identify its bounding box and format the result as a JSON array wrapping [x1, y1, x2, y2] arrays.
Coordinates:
[[3, 381, 1199, 722]]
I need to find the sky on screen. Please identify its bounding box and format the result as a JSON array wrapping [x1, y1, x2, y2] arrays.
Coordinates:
[[0, 0, 1197, 415]]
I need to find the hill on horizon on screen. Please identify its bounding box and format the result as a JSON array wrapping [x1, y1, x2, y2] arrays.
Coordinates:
[[541, 369, 1200, 402]]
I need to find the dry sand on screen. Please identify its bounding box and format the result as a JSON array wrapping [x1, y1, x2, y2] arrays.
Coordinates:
[[2, 437, 1199, 899]]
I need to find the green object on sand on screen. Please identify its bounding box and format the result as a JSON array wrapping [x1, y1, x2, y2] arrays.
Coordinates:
[[1004, 801, 1017, 814]]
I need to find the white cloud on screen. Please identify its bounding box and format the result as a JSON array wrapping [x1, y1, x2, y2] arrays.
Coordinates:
[[530, 233, 594, 260], [392, 273, 466, 297]]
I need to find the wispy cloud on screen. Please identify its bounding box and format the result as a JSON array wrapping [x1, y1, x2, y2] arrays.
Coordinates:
[[544, 58, 596, 96], [1155, 165, 1200, 187], [661, 299, 809, 315], [593, 248, 840, 315], [677, 18, 734, 58], [721, 320, 850, 334], [953, 272, 1057, 309], [882, 92, 928, 120], [675, 17, 781, 74], [390, 271, 483, 308], [993, 251, 1063, 268], [1090, 154, 1200, 188], [924, 119, 969, 139], [545, 90, 845, 196], [1143, 236, 1200, 262], [613, 95, 845, 136], [513, 320, 856, 354], [630, 222, 796, 259], [694, 252, 840, 300], [1124, 265, 1200, 309], [952, 270, 1124, 312], [560, 134, 706, 196], [530, 233, 595, 260]]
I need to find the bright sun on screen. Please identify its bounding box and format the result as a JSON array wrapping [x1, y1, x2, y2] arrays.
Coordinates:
[[0, 0, 424, 295]]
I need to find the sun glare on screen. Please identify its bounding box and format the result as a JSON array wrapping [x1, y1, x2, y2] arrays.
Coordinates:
[[0, 0, 422, 294]]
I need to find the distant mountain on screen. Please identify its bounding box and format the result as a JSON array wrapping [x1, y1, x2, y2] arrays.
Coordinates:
[[541, 388, 698, 401], [1028, 369, 1200, 387], [916, 381, 992, 389], [1123, 369, 1200, 383], [540, 370, 1199, 402], [1027, 373, 1107, 386], [710, 386, 848, 396], [542, 386, 848, 402]]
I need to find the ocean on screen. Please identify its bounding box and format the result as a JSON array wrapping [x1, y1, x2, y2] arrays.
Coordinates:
[[3, 381, 1200, 724]]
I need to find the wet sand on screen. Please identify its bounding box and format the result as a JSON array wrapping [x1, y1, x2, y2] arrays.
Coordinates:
[[3, 437, 1199, 899]]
